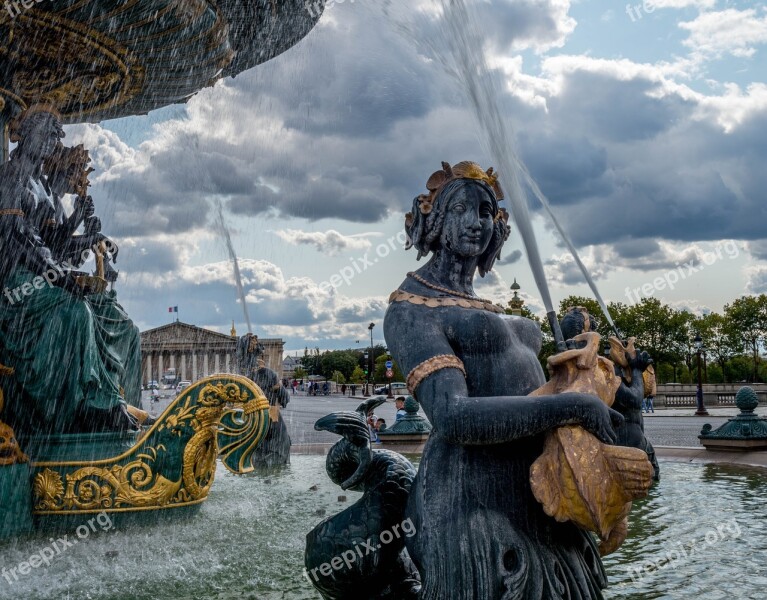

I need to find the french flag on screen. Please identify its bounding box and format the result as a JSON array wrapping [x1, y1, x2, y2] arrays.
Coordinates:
[[168, 306, 178, 313]]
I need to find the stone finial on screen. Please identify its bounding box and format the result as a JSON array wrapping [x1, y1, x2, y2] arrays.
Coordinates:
[[736, 386, 759, 414]]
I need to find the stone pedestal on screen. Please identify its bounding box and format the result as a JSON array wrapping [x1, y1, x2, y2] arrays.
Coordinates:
[[700, 386, 767, 451], [0, 463, 33, 539]]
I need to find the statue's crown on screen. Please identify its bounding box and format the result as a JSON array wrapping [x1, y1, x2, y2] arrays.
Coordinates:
[[417, 161, 504, 216], [45, 143, 94, 196], [9, 103, 63, 142]]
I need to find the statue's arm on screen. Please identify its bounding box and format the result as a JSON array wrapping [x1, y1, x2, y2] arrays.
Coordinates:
[[0, 188, 81, 294], [613, 351, 651, 411], [384, 303, 621, 446], [613, 373, 644, 411]]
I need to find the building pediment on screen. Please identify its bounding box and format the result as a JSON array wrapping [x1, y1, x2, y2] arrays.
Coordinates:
[[141, 322, 236, 347]]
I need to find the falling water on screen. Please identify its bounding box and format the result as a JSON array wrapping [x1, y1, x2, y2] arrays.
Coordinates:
[[408, 0, 619, 336], [214, 199, 252, 334]]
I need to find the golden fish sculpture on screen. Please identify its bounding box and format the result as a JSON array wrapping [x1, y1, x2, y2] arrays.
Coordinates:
[[528, 332, 653, 555]]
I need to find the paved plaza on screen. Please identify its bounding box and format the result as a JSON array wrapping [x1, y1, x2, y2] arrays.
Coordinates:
[[141, 390, 765, 448]]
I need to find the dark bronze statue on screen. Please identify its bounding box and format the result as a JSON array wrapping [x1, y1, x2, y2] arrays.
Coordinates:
[[236, 334, 291, 466], [305, 398, 420, 599], [236, 333, 266, 378], [0, 105, 140, 436], [381, 162, 624, 599], [561, 307, 660, 482], [251, 361, 292, 467]]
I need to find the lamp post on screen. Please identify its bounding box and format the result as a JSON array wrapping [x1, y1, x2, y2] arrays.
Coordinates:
[[694, 333, 709, 416], [368, 322, 375, 395]]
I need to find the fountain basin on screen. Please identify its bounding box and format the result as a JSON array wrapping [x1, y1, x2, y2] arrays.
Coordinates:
[[1, 459, 765, 599]]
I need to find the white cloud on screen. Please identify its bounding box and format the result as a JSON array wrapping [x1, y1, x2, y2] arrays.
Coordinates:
[[271, 229, 375, 255], [680, 8, 767, 59]]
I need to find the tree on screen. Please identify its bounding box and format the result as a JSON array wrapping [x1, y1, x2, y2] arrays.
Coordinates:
[[350, 366, 366, 384], [320, 350, 358, 381], [724, 295, 767, 382], [330, 370, 346, 385], [696, 312, 741, 382], [374, 354, 405, 383], [294, 367, 307, 380], [613, 298, 690, 379]]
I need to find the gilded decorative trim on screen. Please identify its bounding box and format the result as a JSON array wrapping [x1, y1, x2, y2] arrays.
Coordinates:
[[0, 209, 25, 217], [389, 289, 505, 314], [30, 375, 271, 516], [407, 354, 466, 393]]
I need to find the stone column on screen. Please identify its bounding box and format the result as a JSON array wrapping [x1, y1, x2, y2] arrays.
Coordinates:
[[192, 353, 198, 381], [214, 353, 221, 374], [204, 352, 210, 378], [225, 354, 231, 373], [158, 353, 164, 382]]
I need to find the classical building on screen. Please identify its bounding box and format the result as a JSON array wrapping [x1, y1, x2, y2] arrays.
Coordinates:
[[140, 322, 284, 385], [282, 355, 302, 380]]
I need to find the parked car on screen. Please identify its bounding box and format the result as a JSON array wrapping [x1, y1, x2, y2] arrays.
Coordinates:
[[374, 382, 408, 395], [147, 381, 159, 390], [176, 380, 192, 394]]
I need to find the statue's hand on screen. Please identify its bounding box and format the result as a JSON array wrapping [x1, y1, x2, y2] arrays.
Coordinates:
[[627, 350, 653, 373], [575, 394, 623, 445], [59, 272, 86, 298], [73, 195, 95, 221]]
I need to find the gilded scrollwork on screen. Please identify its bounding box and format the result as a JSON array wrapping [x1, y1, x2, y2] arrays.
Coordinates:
[[31, 376, 270, 515]]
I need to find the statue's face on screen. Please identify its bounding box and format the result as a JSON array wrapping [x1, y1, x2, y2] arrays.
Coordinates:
[[25, 113, 65, 160], [440, 183, 495, 258]]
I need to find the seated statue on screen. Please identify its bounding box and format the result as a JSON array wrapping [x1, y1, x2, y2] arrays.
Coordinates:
[[384, 161, 623, 600], [0, 105, 140, 436]]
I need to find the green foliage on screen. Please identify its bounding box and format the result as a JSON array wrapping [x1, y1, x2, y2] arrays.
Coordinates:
[[330, 370, 346, 384], [320, 350, 358, 381], [350, 366, 366, 384], [293, 367, 307, 380], [374, 354, 404, 383]]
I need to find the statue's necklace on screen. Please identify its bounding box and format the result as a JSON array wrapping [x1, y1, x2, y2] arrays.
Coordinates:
[[407, 271, 494, 304]]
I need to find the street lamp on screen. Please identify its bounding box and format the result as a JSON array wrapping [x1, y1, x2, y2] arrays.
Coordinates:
[[694, 333, 709, 416], [368, 322, 375, 395]]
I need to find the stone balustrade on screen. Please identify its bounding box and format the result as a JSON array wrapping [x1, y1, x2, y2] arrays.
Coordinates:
[[655, 383, 767, 407]]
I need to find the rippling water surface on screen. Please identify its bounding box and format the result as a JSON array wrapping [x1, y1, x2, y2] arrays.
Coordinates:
[[603, 461, 767, 599], [1, 459, 765, 599]]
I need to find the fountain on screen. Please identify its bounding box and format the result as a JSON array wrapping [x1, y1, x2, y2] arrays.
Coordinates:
[[0, 0, 324, 541]]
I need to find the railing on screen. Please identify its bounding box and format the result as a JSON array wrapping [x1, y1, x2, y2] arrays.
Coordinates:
[[656, 384, 767, 407]]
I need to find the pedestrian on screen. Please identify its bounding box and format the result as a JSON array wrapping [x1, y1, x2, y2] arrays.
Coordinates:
[[367, 413, 380, 442], [341, 383, 347, 396], [351, 384, 357, 396], [646, 394, 655, 413], [395, 396, 407, 422]]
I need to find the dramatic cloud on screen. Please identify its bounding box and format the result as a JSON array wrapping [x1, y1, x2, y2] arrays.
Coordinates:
[[53, 0, 767, 340]]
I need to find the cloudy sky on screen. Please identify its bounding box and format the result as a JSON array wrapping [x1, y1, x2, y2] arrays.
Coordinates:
[[62, 0, 767, 355]]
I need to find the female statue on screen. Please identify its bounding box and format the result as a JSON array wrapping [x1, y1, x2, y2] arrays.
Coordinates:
[[0, 105, 139, 436], [384, 161, 623, 599]]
